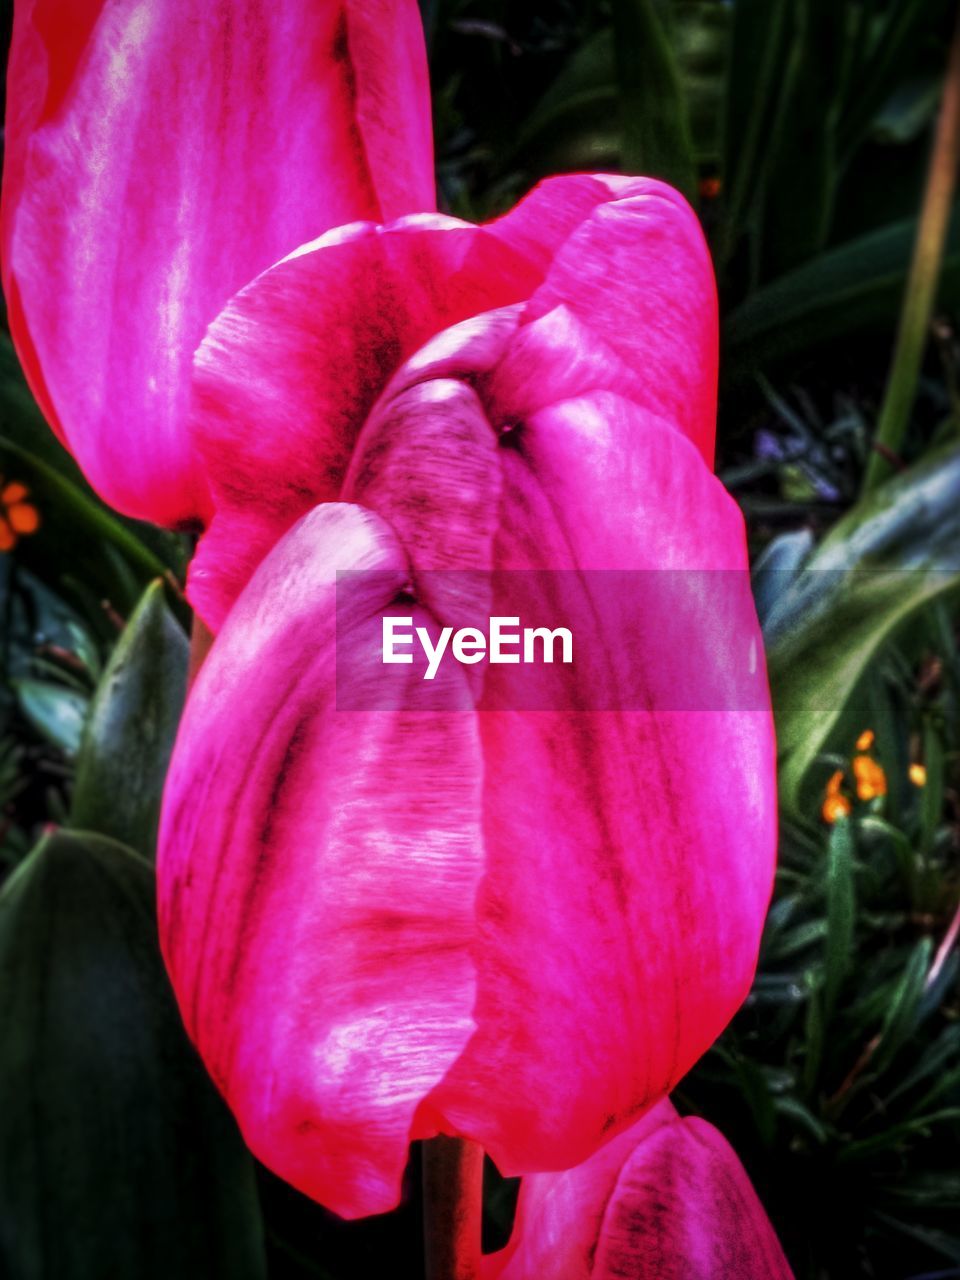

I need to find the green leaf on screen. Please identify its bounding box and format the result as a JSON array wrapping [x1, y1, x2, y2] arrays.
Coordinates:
[[671, 1, 730, 168], [871, 938, 933, 1079], [611, 0, 697, 199], [71, 581, 189, 859], [858, 815, 917, 897], [872, 73, 943, 145], [725, 210, 960, 382], [13, 678, 88, 757], [765, 445, 960, 814], [772, 1095, 830, 1144], [882, 1023, 960, 1113], [510, 30, 619, 169], [839, 1107, 960, 1163], [717, 0, 795, 270], [823, 817, 855, 1023], [0, 830, 265, 1279], [836, 0, 947, 163], [751, 528, 814, 626], [917, 719, 945, 855], [758, 0, 846, 279], [871, 1212, 960, 1263], [732, 1055, 777, 1147], [1, 567, 96, 686], [802, 972, 825, 1093]]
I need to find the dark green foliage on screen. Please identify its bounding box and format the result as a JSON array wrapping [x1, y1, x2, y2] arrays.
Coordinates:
[[0, 2, 957, 1277], [611, 0, 698, 198], [681, 569, 960, 1278], [71, 580, 189, 860], [725, 210, 960, 384], [765, 444, 960, 814], [0, 830, 266, 1279]]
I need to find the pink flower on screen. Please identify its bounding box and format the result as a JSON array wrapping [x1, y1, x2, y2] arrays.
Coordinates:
[[486, 1100, 793, 1279], [6, 0, 780, 1240], [1, 0, 433, 525], [158, 234, 776, 1214]]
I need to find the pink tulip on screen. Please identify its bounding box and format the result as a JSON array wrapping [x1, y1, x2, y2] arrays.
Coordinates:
[[186, 173, 719, 631], [7, 0, 781, 1243], [486, 1100, 793, 1279], [158, 184, 776, 1216], [1, 0, 433, 525]]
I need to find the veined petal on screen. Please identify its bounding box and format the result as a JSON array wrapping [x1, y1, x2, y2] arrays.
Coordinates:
[[2, 0, 432, 526], [505, 179, 718, 464], [418, 391, 775, 1172], [187, 174, 715, 626], [485, 173, 649, 274], [325, 309, 775, 1171], [187, 219, 541, 630], [158, 503, 485, 1218], [488, 1103, 793, 1279], [166, 183, 771, 1211]]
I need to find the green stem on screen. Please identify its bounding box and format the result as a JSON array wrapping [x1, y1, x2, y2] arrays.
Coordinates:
[[422, 1136, 484, 1280], [863, 5, 960, 493], [0, 433, 170, 581], [187, 616, 214, 687]]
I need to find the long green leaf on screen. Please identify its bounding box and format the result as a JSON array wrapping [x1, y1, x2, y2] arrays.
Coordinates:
[[717, 0, 795, 269], [725, 211, 960, 382], [823, 817, 855, 1024], [840, 1107, 960, 1163], [611, 0, 697, 199], [71, 581, 188, 858], [837, 0, 949, 163], [870, 938, 933, 1078], [511, 29, 618, 166], [671, 0, 730, 168], [758, 0, 847, 279], [0, 830, 265, 1279]]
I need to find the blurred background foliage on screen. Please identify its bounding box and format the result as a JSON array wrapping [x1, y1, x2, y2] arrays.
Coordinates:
[[1, 1, 959, 1278]]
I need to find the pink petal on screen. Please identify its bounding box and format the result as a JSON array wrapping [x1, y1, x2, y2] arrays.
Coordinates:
[[1, 0, 432, 526], [486, 173, 654, 273], [186, 174, 715, 627], [512, 183, 718, 464], [488, 1103, 793, 1279], [186, 219, 542, 629], [161, 200, 772, 1216], [377, 386, 776, 1172], [158, 503, 487, 1218]]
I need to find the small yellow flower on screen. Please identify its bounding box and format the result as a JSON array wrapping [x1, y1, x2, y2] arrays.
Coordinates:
[[908, 763, 927, 787], [853, 753, 887, 801], [855, 729, 875, 752], [0, 477, 40, 552], [822, 769, 852, 824]]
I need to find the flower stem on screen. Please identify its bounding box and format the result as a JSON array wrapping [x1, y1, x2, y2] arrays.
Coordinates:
[[422, 1136, 484, 1280], [863, 4, 960, 494], [187, 616, 214, 686]]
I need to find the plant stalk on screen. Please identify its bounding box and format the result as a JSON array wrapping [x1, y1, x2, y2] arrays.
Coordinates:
[[863, 5, 960, 493], [187, 616, 214, 686], [422, 1136, 484, 1280]]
